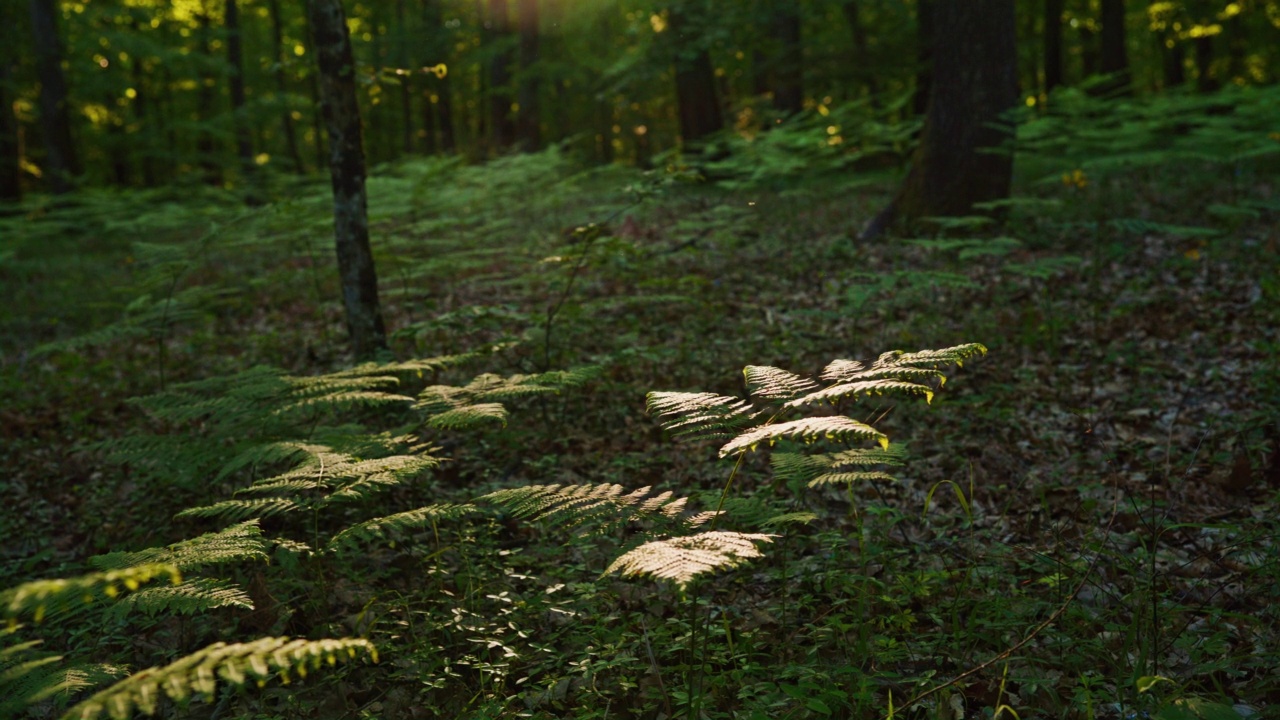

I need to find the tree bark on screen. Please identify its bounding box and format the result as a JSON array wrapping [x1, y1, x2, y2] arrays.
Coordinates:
[[1099, 0, 1130, 91], [1194, 34, 1217, 92], [268, 0, 304, 171], [0, 61, 20, 201], [1044, 0, 1064, 92], [767, 0, 802, 115], [912, 0, 933, 117], [516, 0, 540, 151], [669, 1, 723, 150], [308, 0, 388, 360], [862, 0, 1016, 239], [29, 0, 80, 194], [486, 0, 516, 151], [422, 0, 456, 152]]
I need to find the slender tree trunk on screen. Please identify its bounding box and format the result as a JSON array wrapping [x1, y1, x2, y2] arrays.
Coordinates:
[[669, 1, 723, 149], [767, 0, 802, 115], [196, 6, 222, 185], [308, 0, 388, 360], [226, 0, 255, 178], [301, 2, 328, 170], [128, 21, 156, 185], [1044, 0, 1064, 92], [862, 0, 1016, 239], [1099, 0, 1129, 91], [1194, 34, 1217, 92], [29, 0, 80, 193], [268, 0, 304, 171], [516, 0, 540, 151], [0, 61, 20, 201], [842, 1, 879, 101], [1161, 33, 1186, 88], [487, 0, 516, 151], [1079, 25, 1099, 78], [912, 0, 933, 117], [396, 0, 414, 154], [422, 0, 456, 152]]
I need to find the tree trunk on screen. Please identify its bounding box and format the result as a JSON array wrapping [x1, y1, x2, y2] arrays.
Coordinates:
[[1044, 0, 1064, 92], [308, 0, 388, 360], [862, 0, 1016, 239], [1079, 25, 1099, 78], [516, 0, 540, 151], [196, 6, 222, 185], [268, 0, 304, 171], [767, 0, 802, 115], [0, 61, 20, 201], [842, 1, 879, 101], [912, 0, 933, 117], [422, 0, 456, 152], [29, 0, 80, 194], [1099, 0, 1129, 91], [396, 0, 414, 154], [1194, 34, 1217, 92], [128, 21, 156, 185], [486, 0, 516, 151], [226, 0, 253, 172], [669, 2, 723, 150], [1161, 33, 1185, 88]]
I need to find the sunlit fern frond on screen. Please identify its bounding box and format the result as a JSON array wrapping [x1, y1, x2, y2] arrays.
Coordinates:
[[425, 402, 508, 429], [481, 484, 689, 532], [807, 471, 901, 488], [176, 498, 301, 522], [772, 446, 907, 485], [759, 512, 819, 530], [871, 343, 987, 370], [646, 391, 757, 440], [2, 565, 181, 624], [113, 579, 253, 619], [89, 521, 268, 572], [719, 417, 887, 458], [743, 366, 819, 401], [62, 637, 378, 720], [819, 362, 945, 384], [222, 445, 437, 508], [328, 503, 476, 551], [330, 350, 486, 379], [603, 532, 774, 589], [416, 368, 597, 417], [786, 379, 936, 408]]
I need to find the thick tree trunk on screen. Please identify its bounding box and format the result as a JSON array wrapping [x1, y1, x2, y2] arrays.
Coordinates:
[[767, 0, 802, 115], [268, 0, 304, 171], [669, 2, 723, 149], [486, 0, 516, 151], [1044, 0, 1064, 92], [29, 0, 80, 194], [912, 0, 933, 117], [226, 0, 254, 176], [0, 61, 20, 201], [1099, 0, 1129, 91], [862, 0, 1016, 239], [516, 0, 540, 151], [308, 0, 388, 360]]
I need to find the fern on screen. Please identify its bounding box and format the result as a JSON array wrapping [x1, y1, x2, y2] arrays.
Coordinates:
[[415, 367, 600, 428], [113, 579, 253, 618], [481, 483, 691, 532], [2, 565, 181, 624], [328, 503, 476, 550], [89, 521, 268, 572], [63, 637, 378, 720], [603, 532, 775, 590], [719, 416, 889, 457]]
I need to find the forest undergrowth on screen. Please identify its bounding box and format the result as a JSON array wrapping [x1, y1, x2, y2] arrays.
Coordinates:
[[2, 89, 1279, 720]]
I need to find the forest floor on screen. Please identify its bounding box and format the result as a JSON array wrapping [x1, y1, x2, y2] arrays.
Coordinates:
[[2, 136, 1279, 720]]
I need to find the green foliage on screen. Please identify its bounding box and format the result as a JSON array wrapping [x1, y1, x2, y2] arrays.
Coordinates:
[[480, 483, 693, 532], [64, 637, 378, 720], [602, 531, 775, 590]]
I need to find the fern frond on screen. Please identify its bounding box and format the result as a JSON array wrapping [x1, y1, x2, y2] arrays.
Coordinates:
[[2, 565, 181, 623], [743, 366, 819, 401], [176, 498, 301, 522], [425, 403, 508, 429], [603, 532, 775, 589], [481, 484, 689, 531], [719, 417, 887, 458], [872, 343, 988, 369], [807, 471, 901, 488], [89, 521, 268, 572], [786, 379, 936, 408], [759, 512, 819, 530], [328, 504, 476, 550], [62, 637, 378, 720], [115, 579, 253, 618], [646, 391, 757, 439], [1, 632, 69, 714], [772, 447, 907, 484]]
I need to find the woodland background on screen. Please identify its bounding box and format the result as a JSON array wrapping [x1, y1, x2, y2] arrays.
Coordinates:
[[2, 1, 1280, 720]]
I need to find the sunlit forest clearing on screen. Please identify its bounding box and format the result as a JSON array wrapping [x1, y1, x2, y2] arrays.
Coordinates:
[[2, 1, 1280, 719]]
